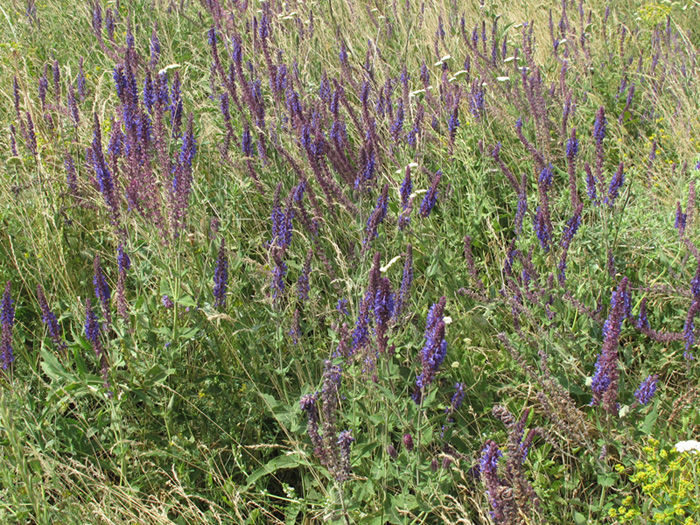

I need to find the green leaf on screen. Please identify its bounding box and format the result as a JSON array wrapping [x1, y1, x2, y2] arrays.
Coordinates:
[[40, 348, 69, 382], [573, 511, 587, 524], [640, 408, 658, 435], [244, 452, 303, 490], [597, 474, 616, 487]]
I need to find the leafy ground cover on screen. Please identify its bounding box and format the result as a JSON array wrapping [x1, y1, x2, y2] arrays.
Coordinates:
[[1, 0, 699, 523]]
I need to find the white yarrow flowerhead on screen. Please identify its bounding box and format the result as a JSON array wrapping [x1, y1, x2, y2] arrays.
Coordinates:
[[674, 440, 700, 454]]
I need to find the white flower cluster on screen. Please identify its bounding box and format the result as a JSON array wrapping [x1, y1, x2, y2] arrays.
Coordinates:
[[674, 440, 700, 454]]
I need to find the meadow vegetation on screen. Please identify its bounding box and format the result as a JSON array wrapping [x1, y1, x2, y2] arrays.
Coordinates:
[[1, 0, 700, 522]]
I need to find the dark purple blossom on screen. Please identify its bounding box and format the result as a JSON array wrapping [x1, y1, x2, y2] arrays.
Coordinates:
[[271, 183, 294, 250], [419, 170, 442, 218], [170, 71, 183, 136], [637, 297, 649, 330], [684, 300, 699, 360], [77, 57, 86, 100], [364, 184, 389, 247], [271, 248, 287, 300], [351, 292, 371, 354], [12, 76, 20, 118], [448, 104, 460, 144], [64, 152, 78, 194], [93, 255, 111, 328], [606, 162, 625, 206], [25, 111, 37, 157], [591, 277, 628, 414], [105, 9, 114, 40], [675, 202, 687, 235], [561, 204, 583, 250], [117, 244, 131, 273], [336, 298, 349, 316], [391, 99, 404, 143], [469, 80, 485, 119], [149, 28, 161, 69], [594, 106, 606, 145], [297, 250, 312, 301], [37, 284, 66, 351], [534, 206, 551, 252], [634, 374, 658, 406], [566, 128, 579, 162], [213, 238, 228, 308], [91, 113, 119, 224], [84, 298, 102, 356], [480, 441, 504, 520], [38, 74, 48, 109], [584, 162, 597, 204], [1, 282, 15, 369], [336, 430, 354, 483], [414, 297, 448, 402], [373, 277, 395, 352], [539, 164, 553, 189]]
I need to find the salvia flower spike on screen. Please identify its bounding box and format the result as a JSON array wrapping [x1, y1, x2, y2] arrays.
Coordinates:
[[1, 282, 15, 369]]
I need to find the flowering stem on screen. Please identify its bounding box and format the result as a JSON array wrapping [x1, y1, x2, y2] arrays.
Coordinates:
[[171, 236, 183, 345], [337, 484, 351, 525]]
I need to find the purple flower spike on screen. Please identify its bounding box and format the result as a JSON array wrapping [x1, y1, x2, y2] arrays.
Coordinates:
[[480, 441, 504, 518], [37, 284, 66, 351], [584, 162, 597, 204], [420, 170, 442, 218], [634, 374, 658, 406], [213, 238, 228, 308], [84, 298, 102, 357], [364, 184, 389, 248], [675, 202, 687, 235], [594, 106, 606, 145], [684, 300, 699, 360], [1, 282, 15, 369], [590, 277, 628, 415], [297, 249, 312, 301], [336, 430, 354, 483], [414, 297, 448, 403], [606, 162, 625, 206], [93, 255, 111, 329]]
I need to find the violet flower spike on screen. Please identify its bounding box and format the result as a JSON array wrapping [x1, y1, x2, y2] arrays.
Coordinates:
[[420, 170, 442, 218], [594, 106, 606, 145], [674, 202, 687, 235], [634, 374, 658, 406], [480, 441, 505, 522], [1, 282, 15, 369], [37, 284, 66, 351], [297, 249, 312, 301], [336, 430, 354, 483], [606, 162, 625, 206], [364, 184, 389, 247], [394, 244, 413, 319], [213, 237, 228, 308], [590, 277, 628, 414], [414, 297, 448, 403], [84, 298, 103, 357], [93, 255, 112, 328]]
